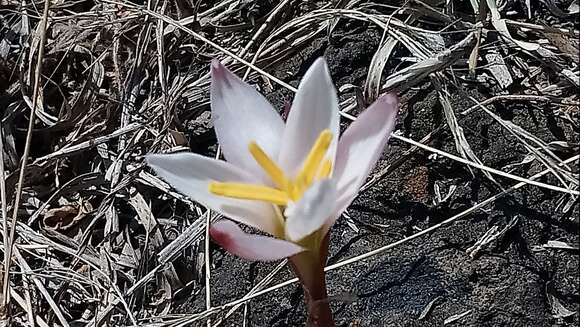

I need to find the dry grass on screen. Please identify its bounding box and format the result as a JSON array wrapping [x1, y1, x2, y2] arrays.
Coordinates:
[[0, 0, 578, 326]]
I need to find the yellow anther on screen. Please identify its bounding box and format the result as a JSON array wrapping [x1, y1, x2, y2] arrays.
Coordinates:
[[296, 129, 333, 186], [248, 142, 290, 191], [208, 182, 290, 205], [318, 159, 333, 179]]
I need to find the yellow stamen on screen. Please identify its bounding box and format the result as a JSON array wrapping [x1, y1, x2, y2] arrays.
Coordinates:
[[208, 129, 334, 207], [296, 129, 332, 186], [289, 182, 302, 201], [318, 158, 333, 179], [209, 182, 290, 205], [248, 142, 290, 191]]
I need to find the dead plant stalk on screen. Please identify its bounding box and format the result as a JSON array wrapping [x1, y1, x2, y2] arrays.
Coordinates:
[[2, 0, 51, 312]]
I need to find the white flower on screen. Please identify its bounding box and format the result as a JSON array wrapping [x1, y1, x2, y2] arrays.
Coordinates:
[[146, 58, 398, 261]]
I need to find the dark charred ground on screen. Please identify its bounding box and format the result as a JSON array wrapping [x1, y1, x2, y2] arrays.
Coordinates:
[[178, 27, 580, 327]]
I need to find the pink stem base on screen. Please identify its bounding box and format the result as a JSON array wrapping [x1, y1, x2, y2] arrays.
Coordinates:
[[303, 270, 335, 327], [290, 233, 335, 327]]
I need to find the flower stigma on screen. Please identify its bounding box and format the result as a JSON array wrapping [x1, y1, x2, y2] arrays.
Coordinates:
[[208, 129, 333, 209]]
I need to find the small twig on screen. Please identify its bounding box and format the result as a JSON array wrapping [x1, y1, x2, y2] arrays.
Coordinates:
[[13, 248, 71, 327], [10, 289, 50, 327], [391, 134, 579, 195], [204, 211, 212, 327], [33, 123, 141, 163], [504, 19, 579, 36], [0, 101, 10, 322], [2, 0, 50, 312], [460, 94, 575, 116], [240, 0, 294, 79]]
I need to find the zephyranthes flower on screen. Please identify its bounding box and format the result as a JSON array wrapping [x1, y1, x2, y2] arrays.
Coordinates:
[[147, 58, 398, 326]]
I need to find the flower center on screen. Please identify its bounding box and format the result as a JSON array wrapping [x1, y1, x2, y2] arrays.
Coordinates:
[[208, 129, 333, 206]]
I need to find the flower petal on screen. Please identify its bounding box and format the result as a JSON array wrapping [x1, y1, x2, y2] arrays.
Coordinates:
[[146, 153, 281, 235], [278, 58, 340, 176], [285, 179, 337, 242], [210, 60, 285, 179], [210, 220, 304, 261], [332, 93, 398, 220]]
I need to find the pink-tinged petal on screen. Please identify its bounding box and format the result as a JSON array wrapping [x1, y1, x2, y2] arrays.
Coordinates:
[[330, 93, 399, 226], [285, 179, 337, 241], [146, 153, 281, 235], [278, 58, 340, 176], [210, 60, 285, 180], [210, 220, 304, 261]]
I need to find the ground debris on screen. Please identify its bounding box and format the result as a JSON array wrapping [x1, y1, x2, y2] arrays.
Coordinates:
[[0, 0, 577, 326]]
